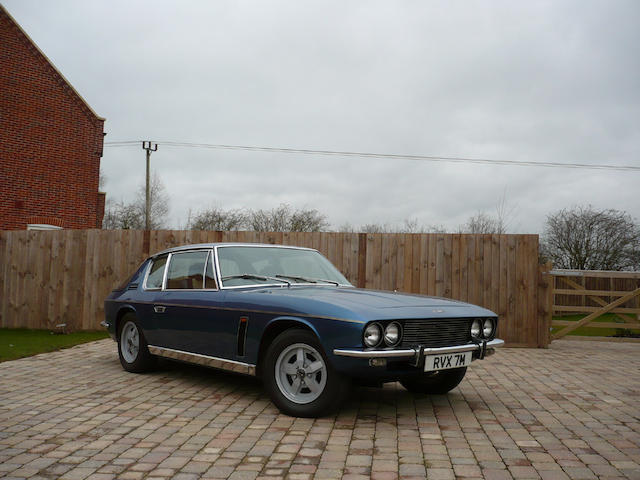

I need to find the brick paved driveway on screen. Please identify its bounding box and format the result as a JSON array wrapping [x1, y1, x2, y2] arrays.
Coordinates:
[[1, 339, 638, 480]]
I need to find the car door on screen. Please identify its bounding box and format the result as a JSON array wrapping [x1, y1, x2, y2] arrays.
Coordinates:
[[136, 253, 168, 347], [153, 250, 235, 358]]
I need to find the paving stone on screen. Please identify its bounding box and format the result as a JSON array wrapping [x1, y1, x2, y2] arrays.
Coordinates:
[[453, 464, 482, 476], [561, 467, 598, 479], [508, 465, 540, 478], [425, 467, 455, 479], [481, 468, 513, 480], [538, 471, 570, 480]]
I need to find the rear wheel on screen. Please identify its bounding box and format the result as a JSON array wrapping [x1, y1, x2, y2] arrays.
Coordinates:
[[262, 329, 350, 417], [400, 367, 467, 394], [117, 314, 156, 373]]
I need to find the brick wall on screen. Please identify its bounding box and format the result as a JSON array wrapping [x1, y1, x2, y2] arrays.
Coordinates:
[[0, 6, 105, 230]]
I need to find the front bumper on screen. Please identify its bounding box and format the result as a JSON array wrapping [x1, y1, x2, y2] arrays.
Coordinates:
[[333, 338, 504, 360], [101, 320, 116, 341]]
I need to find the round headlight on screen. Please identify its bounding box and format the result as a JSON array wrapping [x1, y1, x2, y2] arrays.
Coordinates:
[[384, 322, 401, 346], [364, 323, 382, 347], [483, 318, 494, 338], [471, 319, 482, 338]]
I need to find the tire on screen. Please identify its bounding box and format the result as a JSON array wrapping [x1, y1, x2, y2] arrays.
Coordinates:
[[262, 329, 350, 417], [400, 367, 467, 394], [117, 313, 156, 373]]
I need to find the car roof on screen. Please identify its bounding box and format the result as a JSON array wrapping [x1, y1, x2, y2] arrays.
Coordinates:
[[151, 242, 317, 258]]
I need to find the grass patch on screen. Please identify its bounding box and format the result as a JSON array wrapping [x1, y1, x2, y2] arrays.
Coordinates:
[[551, 313, 640, 337], [0, 328, 109, 362]]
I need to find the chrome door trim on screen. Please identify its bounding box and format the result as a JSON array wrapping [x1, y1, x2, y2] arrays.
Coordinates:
[[147, 345, 256, 376]]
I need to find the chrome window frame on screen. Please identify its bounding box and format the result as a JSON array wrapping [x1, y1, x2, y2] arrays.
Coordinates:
[[163, 249, 219, 292], [214, 244, 353, 290], [142, 254, 169, 291], [203, 250, 219, 290], [162, 253, 172, 290]]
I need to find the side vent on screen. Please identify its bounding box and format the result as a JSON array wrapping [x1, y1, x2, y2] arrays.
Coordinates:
[[237, 316, 248, 357], [128, 283, 139, 290]]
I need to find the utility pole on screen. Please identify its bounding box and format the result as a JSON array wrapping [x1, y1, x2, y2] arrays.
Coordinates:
[[142, 141, 158, 230]]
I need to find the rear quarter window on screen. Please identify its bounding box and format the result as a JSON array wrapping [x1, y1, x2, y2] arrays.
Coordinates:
[[145, 255, 168, 289]]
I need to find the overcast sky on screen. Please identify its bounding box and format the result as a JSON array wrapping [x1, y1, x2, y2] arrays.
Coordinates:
[[5, 0, 640, 233]]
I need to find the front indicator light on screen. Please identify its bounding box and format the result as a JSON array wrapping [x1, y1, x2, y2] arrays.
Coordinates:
[[369, 358, 387, 367]]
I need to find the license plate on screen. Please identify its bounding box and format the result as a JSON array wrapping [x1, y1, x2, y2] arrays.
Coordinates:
[[424, 351, 472, 372]]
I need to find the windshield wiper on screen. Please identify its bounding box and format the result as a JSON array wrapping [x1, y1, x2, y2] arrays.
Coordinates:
[[275, 275, 340, 286], [221, 274, 291, 286]]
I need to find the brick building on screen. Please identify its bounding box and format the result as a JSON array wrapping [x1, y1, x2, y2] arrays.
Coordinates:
[[0, 5, 105, 230]]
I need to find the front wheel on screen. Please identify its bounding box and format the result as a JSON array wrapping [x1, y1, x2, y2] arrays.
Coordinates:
[[117, 314, 156, 373], [400, 367, 467, 394], [262, 329, 350, 417]]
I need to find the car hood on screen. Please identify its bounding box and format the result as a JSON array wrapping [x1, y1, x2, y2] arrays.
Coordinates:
[[226, 286, 496, 323]]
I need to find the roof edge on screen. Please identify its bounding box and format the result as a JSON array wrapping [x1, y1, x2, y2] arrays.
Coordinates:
[[151, 243, 317, 258], [0, 4, 106, 122]]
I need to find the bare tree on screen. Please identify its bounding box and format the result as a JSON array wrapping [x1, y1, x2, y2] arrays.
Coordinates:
[[103, 172, 170, 229], [249, 205, 291, 232], [401, 218, 447, 233], [459, 191, 517, 234], [337, 222, 357, 233], [359, 222, 392, 233], [189, 207, 247, 231], [401, 218, 421, 233], [340, 219, 446, 234], [102, 200, 145, 229], [289, 207, 329, 232], [461, 212, 501, 234], [135, 172, 170, 229], [426, 224, 448, 234], [249, 204, 329, 232], [541, 205, 640, 270], [494, 190, 517, 233]]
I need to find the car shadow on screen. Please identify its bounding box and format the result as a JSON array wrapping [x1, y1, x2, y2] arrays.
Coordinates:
[[146, 359, 417, 414]]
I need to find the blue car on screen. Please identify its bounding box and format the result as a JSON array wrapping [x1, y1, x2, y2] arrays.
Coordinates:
[[103, 243, 503, 417]]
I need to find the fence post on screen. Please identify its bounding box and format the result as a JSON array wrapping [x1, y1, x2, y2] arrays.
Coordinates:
[[537, 262, 553, 347], [143, 230, 150, 258], [357, 233, 367, 288]]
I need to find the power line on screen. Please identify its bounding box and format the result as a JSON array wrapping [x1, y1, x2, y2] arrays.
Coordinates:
[[103, 140, 640, 172], [103, 140, 140, 148]]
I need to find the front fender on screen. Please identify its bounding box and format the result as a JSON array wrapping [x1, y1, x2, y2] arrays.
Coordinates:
[[254, 315, 365, 373], [263, 315, 321, 339]]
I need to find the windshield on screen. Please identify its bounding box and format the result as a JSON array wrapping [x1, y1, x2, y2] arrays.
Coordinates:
[[217, 246, 351, 288]]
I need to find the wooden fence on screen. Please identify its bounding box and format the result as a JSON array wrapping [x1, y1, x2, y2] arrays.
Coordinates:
[[551, 269, 640, 339], [0, 229, 550, 347]]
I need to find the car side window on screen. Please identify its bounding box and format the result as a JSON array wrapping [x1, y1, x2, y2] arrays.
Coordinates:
[[166, 251, 208, 290], [204, 251, 217, 289], [146, 255, 168, 290]]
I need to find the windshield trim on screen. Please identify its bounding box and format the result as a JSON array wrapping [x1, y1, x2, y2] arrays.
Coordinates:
[[213, 245, 353, 290]]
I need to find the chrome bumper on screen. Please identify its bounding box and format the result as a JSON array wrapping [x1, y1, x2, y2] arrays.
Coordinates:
[[333, 338, 505, 359], [100, 320, 109, 328]]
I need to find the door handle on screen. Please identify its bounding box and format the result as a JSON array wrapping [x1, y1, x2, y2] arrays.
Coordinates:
[[154, 305, 166, 313]]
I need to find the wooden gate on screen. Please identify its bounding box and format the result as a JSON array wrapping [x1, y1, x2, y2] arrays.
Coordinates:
[[551, 269, 640, 339]]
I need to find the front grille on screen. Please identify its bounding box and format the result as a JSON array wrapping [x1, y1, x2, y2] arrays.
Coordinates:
[[400, 318, 472, 348]]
